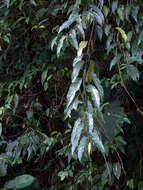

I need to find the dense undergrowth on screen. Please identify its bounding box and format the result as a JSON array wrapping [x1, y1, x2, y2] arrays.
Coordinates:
[[0, 0, 143, 189]]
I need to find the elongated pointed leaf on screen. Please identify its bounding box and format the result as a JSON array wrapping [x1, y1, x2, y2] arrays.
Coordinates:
[[91, 73, 104, 100], [71, 118, 84, 155], [85, 60, 95, 83], [57, 35, 66, 57], [72, 60, 84, 82], [41, 70, 48, 85], [112, 0, 118, 13], [87, 100, 93, 114], [77, 41, 88, 56], [4, 175, 37, 189], [67, 78, 82, 108], [99, 0, 104, 9], [91, 5, 104, 25], [87, 84, 100, 107], [78, 136, 87, 161], [127, 64, 139, 81], [91, 130, 105, 153], [87, 112, 94, 133], [73, 56, 82, 67], [64, 96, 82, 119], [110, 54, 121, 71], [113, 162, 121, 179], [76, 24, 85, 39], [96, 25, 103, 40], [116, 27, 127, 42], [69, 29, 78, 50], [51, 36, 57, 50]]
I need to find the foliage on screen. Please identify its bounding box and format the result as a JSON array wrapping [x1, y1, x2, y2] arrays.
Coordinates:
[[0, 0, 143, 189]]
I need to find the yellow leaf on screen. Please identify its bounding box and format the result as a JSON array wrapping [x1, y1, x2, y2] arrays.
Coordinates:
[[115, 27, 127, 42], [85, 60, 95, 83], [77, 41, 88, 56], [88, 142, 91, 156]]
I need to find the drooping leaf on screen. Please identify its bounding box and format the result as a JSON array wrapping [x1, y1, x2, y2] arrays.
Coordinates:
[[87, 112, 94, 133], [116, 27, 127, 42], [113, 162, 121, 179], [77, 41, 88, 56], [96, 25, 103, 41], [91, 5, 104, 25], [87, 84, 100, 107], [88, 141, 91, 156], [91, 73, 104, 100], [131, 5, 139, 22], [66, 78, 82, 108], [64, 96, 82, 119], [104, 24, 111, 36], [99, 0, 104, 9], [0, 158, 7, 177], [87, 100, 93, 114], [51, 36, 57, 50], [91, 129, 105, 153], [71, 118, 84, 155], [111, 0, 118, 13], [3, 175, 37, 189], [76, 24, 85, 39], [69, 29, 78, 50], [117, 6, 124, 21], [72, 60, 84, 82], [58, 13, 77, 33], [73, 56, 82, 67], [78, 136, 87, 161], [0, 123, 2, 136], [14, 94, 19, 109], [85, 60, 95, 83], [110, 54, 122, 71], [41, 69, 48, 85], [126, 64, 139, 81], [57, 35, 66, 57]]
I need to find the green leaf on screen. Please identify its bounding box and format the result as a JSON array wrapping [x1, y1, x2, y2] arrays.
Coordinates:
[[110, 54, 122, 71], [111, 0, 118, 13], [91, 5, 104, 25], [104, 24, 111, 36], [87, 100, 93, 114], [66, 78, 82, 108], [91, 129, 105, 153], [0, 159, 7, 177], [71, 118, 84, 155], [91, 73, 104, 100], [96, 25, 103, 41], [131, 5, 139, 22], [41, 70, 48, 85], [85, 60, 95, 83], [87, 112, 94, 133], [69, 29, 78, 50], [77, 41, 88, 56], [116, 27, 127, 42], [3, 174, 37, 189], [0, 123, 2, 136], [76, 24, 85, 39], [14, 94, 19, 109], [72, 60, 84, 82], [58, 13, 77, 33], [87, 84, 100, 107], [57, 35, 66, 57], [5, 0, 10, 8], [64, 96, 82, 119], [78, 136, 87, 162], [126, 64, 139, 81], [117, 6, 124, 21], [113, 162, 121, 179], [51, 36, 57, 50], [73, 56, 82, 67]]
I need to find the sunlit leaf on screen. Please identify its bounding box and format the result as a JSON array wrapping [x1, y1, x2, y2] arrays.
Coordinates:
[[91, 130, 105, 153], [126, 64, 139, 81], [51, 36, 57, 50], [57, 35, 66, 57], [72, 60, 84, 82], [88, 141, 91, 156], [76, 24, 85, 39], [69, 29, 78, 50], [77, 41, 88, 56], [66, 78, 82, 108], [78, 136, 87, 161], [91, 73, 104, 100], [116, 27, 127, 42], [87, 112, 94, 133], [71, 118, 84, 155], [87, 84, 100, 107]]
